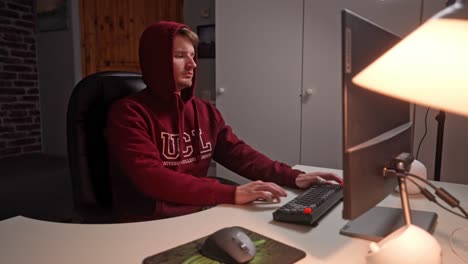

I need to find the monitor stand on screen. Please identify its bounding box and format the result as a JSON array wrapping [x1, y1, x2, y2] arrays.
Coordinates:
[[340, 206, 438, 242]]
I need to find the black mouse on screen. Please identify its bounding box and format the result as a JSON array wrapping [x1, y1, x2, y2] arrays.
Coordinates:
[[199, 226, 257, 264]]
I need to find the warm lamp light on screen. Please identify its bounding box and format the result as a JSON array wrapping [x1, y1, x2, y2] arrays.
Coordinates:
[[352, 1, 468, 263], [353, 0, 468, 117]]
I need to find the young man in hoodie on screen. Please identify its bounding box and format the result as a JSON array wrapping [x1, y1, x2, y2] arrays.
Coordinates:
[[106, 21, 342, 222]]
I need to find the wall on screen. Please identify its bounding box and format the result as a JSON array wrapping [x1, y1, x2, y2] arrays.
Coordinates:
[[183, 0, 215, 102], [36, 0, 81, 157], [0, 0, 42, 158]]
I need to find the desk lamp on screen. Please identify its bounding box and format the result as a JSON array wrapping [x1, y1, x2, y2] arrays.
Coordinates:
[[353, 0, 468, 263]]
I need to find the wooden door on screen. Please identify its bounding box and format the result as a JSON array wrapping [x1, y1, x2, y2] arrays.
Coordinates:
[[80, 0, 183, 77]]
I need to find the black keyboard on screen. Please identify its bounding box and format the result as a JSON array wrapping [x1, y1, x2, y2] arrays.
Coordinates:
[[273, 184, 343, 225]]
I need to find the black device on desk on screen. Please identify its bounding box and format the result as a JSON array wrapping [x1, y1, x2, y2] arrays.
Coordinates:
[[200, 226, 256, 264], [273, 184, 343, 225]]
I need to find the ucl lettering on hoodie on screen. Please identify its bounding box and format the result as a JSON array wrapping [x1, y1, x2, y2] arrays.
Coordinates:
[[105, 21, 303, 221]]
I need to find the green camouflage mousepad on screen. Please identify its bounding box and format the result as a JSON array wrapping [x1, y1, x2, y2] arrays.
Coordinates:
[[142, 226, 306, 264]]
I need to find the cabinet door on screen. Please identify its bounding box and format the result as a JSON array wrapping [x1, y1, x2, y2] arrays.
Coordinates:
[[300, 0, 422, 169], [216, 0, 303, 181]]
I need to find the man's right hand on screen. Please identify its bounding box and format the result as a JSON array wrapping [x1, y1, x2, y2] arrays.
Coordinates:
[[234, 180, 287, 204]]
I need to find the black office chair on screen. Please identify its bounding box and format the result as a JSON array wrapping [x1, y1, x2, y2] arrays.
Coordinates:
[[66, 71, 146, 223]]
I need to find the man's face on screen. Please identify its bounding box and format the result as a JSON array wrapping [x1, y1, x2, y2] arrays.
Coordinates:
[[173, 35, 196, 91]]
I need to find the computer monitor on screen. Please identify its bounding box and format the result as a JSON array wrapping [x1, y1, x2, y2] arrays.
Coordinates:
[[340, 9, 437, 242]]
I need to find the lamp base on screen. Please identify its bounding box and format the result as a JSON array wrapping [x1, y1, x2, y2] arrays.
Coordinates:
[[366, 224, 441, 264]]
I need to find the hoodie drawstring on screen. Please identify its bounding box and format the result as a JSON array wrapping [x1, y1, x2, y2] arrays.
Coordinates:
[[175, 94, 202, 163]]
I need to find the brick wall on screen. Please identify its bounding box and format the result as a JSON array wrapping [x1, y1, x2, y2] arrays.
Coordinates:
[[0, 0, 42, 158]]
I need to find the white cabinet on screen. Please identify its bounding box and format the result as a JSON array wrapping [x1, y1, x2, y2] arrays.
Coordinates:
[[215, 0, 423, 180], [301, 0, 422, 169], [215, 0, 303, 182]]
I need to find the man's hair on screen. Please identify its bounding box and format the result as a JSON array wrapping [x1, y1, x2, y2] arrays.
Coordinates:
[[177, 27, 199, 46]]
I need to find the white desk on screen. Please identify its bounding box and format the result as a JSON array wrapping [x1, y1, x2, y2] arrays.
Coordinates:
[[1, 165, 467, 264]]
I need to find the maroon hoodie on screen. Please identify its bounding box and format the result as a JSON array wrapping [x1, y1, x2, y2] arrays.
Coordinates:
[[106, 21, 303, 221]]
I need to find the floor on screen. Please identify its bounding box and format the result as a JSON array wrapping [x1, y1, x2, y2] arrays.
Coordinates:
[[0, 153, 75, 222]]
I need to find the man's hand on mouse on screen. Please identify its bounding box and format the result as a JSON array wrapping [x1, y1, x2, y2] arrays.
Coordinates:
[[295, 172, 343, 189], [234, 180, 286, 204]]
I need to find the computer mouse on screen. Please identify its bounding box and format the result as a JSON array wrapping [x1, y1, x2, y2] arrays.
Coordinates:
[[199, 226, 257, 264]]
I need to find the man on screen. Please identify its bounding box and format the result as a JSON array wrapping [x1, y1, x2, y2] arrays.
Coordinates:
[[106, 21, 341, 222]]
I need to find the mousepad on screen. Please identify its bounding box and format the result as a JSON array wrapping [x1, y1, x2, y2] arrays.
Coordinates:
[[142, 226, 306, 264]]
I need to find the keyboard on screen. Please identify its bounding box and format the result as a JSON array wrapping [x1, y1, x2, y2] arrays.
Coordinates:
[[273, 184, 343, 225]]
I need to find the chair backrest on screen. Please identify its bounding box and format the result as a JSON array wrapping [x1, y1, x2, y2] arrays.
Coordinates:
[[67, 71, 145, 223]]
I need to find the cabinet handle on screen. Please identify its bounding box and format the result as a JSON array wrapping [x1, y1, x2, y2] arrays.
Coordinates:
[[305, 88, 315, 96], [217, 87, 226, 95]]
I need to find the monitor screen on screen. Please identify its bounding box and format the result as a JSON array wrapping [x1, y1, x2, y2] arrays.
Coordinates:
[[340, 10, 437, 242]]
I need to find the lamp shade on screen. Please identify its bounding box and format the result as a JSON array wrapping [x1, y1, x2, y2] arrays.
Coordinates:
[[352, 0, 468, 117]]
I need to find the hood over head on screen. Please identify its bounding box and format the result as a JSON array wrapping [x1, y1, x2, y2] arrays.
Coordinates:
[[139, 21, 203, 162], [139, 21, 197, 103]]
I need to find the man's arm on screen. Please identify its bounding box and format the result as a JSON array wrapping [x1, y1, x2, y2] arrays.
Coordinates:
[[211, 108, 302, 188], [211, 106, 343, 191]]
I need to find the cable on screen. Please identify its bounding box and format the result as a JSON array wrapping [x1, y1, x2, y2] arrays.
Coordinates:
[[392, 171, 468, 219], [460, 206, 468, 218], [410, 0, 425, 155], [434, 200, 468, 219], [449, 227, 468, 264], [393, 171, 468, 262], [405, 176, 420, 189], [404, 175, 468, 263], [405, 172, 437, 190], [418, 0, 425, 25], [406, 172, 468, 218], [403, 176, 467, 218], [416, 107, 430, 160]]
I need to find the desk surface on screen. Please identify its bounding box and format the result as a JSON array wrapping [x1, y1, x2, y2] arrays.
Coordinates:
[[1, 165, 467, 264]]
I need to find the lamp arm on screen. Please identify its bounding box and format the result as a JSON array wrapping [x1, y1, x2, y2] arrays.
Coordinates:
[[397, 175, 413, 225]]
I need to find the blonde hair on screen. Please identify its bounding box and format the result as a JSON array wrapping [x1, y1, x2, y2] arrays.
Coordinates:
[[177, 27, 199, 46]]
